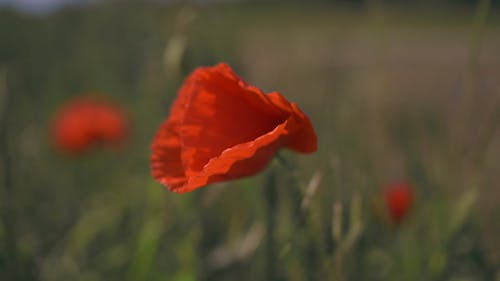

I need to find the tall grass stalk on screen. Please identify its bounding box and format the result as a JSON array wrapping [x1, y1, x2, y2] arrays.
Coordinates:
[[458, 0, 491, 170], [0, 68, 32, 280], [263, 167, 278, 281]]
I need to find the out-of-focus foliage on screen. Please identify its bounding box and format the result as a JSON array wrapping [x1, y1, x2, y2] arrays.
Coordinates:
[[0, 2, 499, 281]]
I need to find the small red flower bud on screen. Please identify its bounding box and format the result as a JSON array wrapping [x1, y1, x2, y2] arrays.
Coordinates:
[[384, 183, 414, 225]]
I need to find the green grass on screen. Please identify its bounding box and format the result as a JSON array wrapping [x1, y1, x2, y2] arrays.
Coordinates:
[[0, 2, 499, 281]]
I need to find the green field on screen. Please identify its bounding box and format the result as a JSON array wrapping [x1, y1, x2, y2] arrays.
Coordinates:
[[0, 2, 499, 280]]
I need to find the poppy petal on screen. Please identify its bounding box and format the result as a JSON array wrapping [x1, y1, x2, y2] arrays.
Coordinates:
[[171, 118, 291, 193], [150, 63, 318, 193], [51, 97, 128, 154], [151, 83, 191, 189], [265, 92, 317, 153], [179, 64, 289, 176], [151, 119, 187, 189]]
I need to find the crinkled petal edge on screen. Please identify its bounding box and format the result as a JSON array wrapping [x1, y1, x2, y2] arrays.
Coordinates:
[[169, 118, 291, 193]]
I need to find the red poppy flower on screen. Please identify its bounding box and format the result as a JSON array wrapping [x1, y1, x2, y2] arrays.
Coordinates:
[[51, 97, 128, 154], [384, 182, 414, 225], [151, 63, 317, 193]]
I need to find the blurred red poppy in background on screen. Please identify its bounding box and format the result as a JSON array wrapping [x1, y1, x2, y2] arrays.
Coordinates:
[[151, 63, 317, 193], [384, 182, 414, 225], [51, 96, 128, 154]]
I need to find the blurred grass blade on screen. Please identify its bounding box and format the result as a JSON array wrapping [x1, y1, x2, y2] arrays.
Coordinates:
[[448, 188, 478, 238], [126, 183, 167, 281], [332, 202, 342, 243], [301, 170, 323, 211], [206, 222, 264, 271]]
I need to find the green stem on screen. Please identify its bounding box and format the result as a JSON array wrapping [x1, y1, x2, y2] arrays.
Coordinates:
[[276, 154, 319, 281], [263, 168, 278, 281]]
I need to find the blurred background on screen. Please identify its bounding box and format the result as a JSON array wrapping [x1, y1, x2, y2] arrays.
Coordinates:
[[0, 0, 499, 280]]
